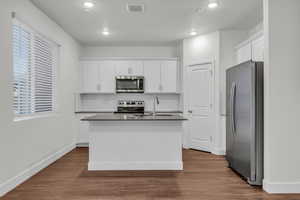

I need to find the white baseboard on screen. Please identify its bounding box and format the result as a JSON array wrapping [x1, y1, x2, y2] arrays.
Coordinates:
[[88, 161, 183, 171], [263, 179, 300, 193], [211, 147, 226, 156], [76, 143, 89, 147], [0, 143, 76, 197]]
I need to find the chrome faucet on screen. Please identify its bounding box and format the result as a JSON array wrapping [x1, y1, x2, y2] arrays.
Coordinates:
[[153, 96, 160, 115]]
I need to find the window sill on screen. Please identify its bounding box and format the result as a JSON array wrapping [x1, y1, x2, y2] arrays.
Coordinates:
[[14, 112, 59, 122]]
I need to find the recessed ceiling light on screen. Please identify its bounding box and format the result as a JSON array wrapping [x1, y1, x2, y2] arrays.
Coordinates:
[[102, 30, 110, 36], [190, 31, 198, 36], [208, 0, 219, 9], [83, 1, 95, 9]]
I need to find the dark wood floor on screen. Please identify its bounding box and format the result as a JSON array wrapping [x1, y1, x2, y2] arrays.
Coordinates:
[[2, 148, 300, 200]]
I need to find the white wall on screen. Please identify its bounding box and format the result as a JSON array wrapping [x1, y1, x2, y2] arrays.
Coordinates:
[[219, 30, 249, 151], [80, 46, 179, 58], [182, 30, 250, 154], [0, 0, 79, 195], [263, 0, 300, 193]]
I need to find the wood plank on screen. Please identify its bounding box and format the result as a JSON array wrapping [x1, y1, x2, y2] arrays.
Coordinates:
[[1, 148, 300, 200]]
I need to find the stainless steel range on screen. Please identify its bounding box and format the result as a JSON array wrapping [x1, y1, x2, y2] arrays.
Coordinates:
[[115, 100, 145, 114]]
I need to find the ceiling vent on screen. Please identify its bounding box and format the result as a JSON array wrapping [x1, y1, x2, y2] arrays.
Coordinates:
[[126, 4, 145, 13]]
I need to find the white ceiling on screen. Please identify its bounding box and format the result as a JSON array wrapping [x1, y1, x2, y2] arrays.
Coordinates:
[[31, 0, 263, 46]]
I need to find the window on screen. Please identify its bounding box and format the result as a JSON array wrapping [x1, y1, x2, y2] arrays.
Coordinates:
[[12, 19, 58, 116]]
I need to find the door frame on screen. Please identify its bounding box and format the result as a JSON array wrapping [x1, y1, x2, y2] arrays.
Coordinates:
[[183, 59, 221, 155]]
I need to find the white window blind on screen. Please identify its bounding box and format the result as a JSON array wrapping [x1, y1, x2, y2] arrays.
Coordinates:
[[12, 19, 58, 116]]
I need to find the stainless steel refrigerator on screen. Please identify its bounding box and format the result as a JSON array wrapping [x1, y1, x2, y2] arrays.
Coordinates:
[[226, 61, 264, 186]]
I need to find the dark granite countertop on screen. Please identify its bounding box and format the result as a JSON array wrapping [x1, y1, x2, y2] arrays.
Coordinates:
[[81, 113, 187, 121], [75, 111, 183, 114], [75, 111, 114, 114]]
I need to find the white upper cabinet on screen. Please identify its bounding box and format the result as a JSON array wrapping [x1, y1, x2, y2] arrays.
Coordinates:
[[251, 36, 264, 62], [236, 42, 252, 64], [80, 61, 99, 93], [143, 60, 178, 93], [80, 59, 178, 94], [80, 61, 115, 93], [98, 61, 115, 93], [115, 61, 144, 76], [161, 61, 178, 93], [144, 61, 162, 93], [236, 33, 264, 64]]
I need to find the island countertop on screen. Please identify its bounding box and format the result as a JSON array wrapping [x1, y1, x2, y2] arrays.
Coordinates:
[[81, 113, 188, 121]]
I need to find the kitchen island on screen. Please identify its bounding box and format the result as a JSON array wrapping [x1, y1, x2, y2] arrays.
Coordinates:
[[81, 113, 187, 171]]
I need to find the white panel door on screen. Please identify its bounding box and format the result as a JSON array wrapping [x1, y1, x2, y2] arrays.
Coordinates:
[[237, 43, 252, 64], [251, 36, 264, 62], [115, 61, 144, 76], [188, 63, 214, 152], [81, 61, 99, 93], [161, 61, 178, 93], [143, 61, 161, 93], [98, 61, 115, 93]]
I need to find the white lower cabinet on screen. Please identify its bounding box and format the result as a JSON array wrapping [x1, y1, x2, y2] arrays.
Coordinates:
[[76, 114, 91, 146]]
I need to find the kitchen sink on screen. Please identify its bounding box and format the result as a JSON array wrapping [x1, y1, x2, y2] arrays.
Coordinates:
[[133, 113, 176, 117], [154, 114, 175, 116]]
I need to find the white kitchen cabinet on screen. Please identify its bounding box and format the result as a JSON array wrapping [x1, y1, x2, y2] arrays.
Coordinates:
[[236, 33, 264, 64], [80, 61, 99, 93], [76, 114, 92, 146], [236, 42, 252, 64], [251, 36, 264, 62], [78, 121, 89, 145], [161, 61, 178, 93], [98, 61, 115, 93], [115, 61, 144, 76], [143, 60, 178, 93], [80, 61, 115, 93], [143, 61, 161, 93]]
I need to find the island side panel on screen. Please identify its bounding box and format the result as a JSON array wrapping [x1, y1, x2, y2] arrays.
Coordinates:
[[88, 121, 183, 170]]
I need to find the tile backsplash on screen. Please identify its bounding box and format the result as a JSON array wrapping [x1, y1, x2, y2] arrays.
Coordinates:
[[76, 93, 182, 112]]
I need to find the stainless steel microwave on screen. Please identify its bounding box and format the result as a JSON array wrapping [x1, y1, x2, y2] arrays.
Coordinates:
[[116, 76, 144, 93]]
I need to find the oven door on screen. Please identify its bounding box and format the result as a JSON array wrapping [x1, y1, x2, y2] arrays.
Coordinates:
[[116, 77, 144, 93]]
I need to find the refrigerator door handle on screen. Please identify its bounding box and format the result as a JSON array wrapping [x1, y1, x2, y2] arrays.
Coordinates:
[[230, 83, 237, 135], [232, 83, 237, 134]]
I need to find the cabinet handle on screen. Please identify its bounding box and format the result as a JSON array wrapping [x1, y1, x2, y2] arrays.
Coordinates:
[[97, 84, 101, 91], [128, 67, 133, 74]]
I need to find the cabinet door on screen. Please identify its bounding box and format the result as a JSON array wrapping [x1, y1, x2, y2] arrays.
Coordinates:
[[115, 61, 143, 76], [98, 61, 115, 93], [252, 36, 264, 62], [236, 43, 252, 64], [78, 121, 89, 144], [161, 61, 178, 93], [81, 61, 99, 93], [143, 61, 161, 93]]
